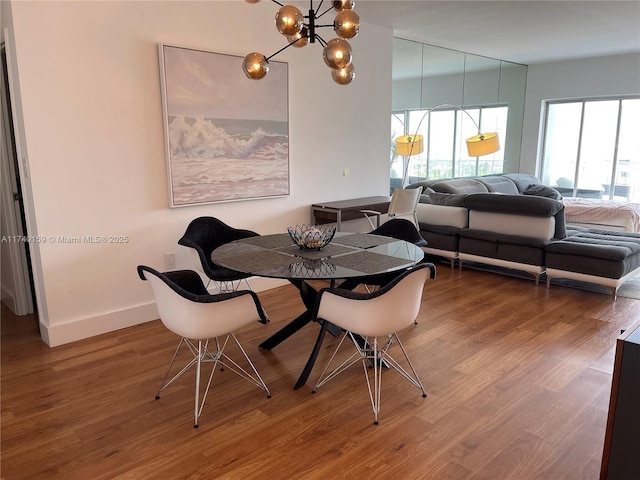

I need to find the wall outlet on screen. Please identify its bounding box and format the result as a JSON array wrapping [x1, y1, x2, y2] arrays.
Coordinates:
[[164, 252, 176, 270]]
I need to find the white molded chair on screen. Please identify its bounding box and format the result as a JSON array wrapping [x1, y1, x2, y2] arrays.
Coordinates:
[[311, 263, 435, 425], [137, 265, 271, 428], [362, 187, 421, 229]]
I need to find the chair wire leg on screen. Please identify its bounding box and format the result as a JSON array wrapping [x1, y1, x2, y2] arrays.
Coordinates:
[[155, 338, 198, 399], [362, 337, 382, 425], [194, 340, 202, 428], [223, 333, 271, 397], [382, 334, 427, 396], [313, 332, 362, 391]]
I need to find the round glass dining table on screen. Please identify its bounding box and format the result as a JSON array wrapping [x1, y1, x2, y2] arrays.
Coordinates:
[[211, 231, 425, 389]]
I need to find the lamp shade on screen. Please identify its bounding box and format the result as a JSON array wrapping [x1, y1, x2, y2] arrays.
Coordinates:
[[466, 132, 500, 156], [396, 135, 424, 156]]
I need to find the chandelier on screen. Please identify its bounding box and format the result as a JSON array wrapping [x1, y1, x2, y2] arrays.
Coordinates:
[[243, 0, 360, 85]]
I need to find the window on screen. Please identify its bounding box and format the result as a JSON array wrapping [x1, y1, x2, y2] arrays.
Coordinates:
[[390, 105, 507, 189], [541, 97, 640, 201]]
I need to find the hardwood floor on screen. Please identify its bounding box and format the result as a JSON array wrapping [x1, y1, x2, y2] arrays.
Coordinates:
[[2, 265, 639, 479]]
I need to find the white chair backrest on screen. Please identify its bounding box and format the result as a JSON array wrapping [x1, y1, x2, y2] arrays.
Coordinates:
[[317, 266, 430, 338], [389, 188, 421, 226], [143, 271, 261, 340]]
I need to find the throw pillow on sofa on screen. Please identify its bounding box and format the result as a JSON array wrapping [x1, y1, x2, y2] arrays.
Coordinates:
[[523, 184, 563, 200]]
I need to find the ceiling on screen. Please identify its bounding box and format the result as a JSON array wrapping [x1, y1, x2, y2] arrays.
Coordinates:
[[355, 0, 640, 66]]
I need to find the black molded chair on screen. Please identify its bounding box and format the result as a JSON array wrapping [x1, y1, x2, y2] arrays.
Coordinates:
[[137, 265, 271, 428], [311, 263, 435, 424], [338, 218, 431, 292], [178, 216, 261, 294], [371, 218, 428, 248]]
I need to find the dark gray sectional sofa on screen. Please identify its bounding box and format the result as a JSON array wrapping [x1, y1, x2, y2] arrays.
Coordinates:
[[406, 174, 640, 297]]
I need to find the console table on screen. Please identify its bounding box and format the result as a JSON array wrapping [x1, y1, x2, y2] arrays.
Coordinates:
[[311, 196, 390, 231]]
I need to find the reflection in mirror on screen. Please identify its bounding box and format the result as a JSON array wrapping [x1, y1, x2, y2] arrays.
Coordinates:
[[391, 38, 527, 191]]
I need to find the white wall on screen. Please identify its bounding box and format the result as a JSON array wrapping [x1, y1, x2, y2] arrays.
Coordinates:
[[4, 1, 393, 346], [520, 53, 640, 175]]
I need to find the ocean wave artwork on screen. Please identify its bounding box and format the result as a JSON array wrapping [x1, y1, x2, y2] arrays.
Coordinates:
[[168, 115, 289, 205], [159, 45, 289, 206]]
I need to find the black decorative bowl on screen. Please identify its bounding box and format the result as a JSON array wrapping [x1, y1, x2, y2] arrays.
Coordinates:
[[287, 224, 336, 250]]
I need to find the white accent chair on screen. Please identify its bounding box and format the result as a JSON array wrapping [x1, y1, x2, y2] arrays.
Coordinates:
[[137, 265, 271, 428], [311, 263, 435, 425], [362, 187, 422, 229]]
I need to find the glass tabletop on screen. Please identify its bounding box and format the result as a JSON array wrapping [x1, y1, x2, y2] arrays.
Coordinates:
[[211, 232, 424, 280]]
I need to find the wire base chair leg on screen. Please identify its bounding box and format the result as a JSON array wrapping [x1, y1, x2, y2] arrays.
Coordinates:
[[155, 335, 271, 428], [313, 332, 427, 425]]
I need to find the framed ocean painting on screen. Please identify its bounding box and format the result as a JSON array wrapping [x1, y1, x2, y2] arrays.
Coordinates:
[[158, 44, 289, 207]]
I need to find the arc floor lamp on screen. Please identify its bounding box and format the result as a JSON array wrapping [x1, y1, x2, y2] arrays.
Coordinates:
[[396, 103, 501, 186]]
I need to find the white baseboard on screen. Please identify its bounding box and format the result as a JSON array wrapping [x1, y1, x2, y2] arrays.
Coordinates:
[[1, 285, 18, 314], [38, 277, 289, 347], [39, 302, 160, 347]]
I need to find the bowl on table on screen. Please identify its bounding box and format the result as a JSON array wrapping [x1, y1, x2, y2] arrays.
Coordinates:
[[287, 224, 336, 250]]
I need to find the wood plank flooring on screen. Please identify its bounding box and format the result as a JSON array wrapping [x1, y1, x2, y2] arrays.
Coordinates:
[[2, 265, 640, 479]]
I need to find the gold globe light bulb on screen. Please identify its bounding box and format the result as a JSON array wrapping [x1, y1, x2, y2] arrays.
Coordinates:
[[244, 0, 261, 3], [275, 5, 304, 36], [286, 25, 309, 48], [242, 52, 269, 80], [322, 38, 352, 70], [334, 10, 359, 39], [333, 0, 355, 11], [331, 63, 355, 85]]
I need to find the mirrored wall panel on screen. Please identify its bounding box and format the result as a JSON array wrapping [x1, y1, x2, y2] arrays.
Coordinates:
[[391, 38, 527, 189]]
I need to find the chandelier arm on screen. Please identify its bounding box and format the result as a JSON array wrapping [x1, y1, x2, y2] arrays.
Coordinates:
[[265, 36, 306, 61], [315, 34, 328, 47], [270, 0, 285, 6], [316, 5, 335, 19]]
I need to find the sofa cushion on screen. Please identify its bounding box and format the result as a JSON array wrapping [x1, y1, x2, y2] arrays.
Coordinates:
[[468, 210, 556, 240], [475, 176, 520, 195], [502, 173, 544, 193], [418, 224, 461, 251], [458, 232, 547, 266], [463, 193, 562, 216], [546, 230, 640, 260], [523, 184, 563, 200], [417, 203, 468, 228], [430, 178, 489, 194], [545, 230, 640, 278], [418, 194, 431, 204], [428, 192, 468, 207], [463, 193, 567, 239]]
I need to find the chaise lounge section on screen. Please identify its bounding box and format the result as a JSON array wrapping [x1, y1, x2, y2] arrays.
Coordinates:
[[545, 229, 640, 298]]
